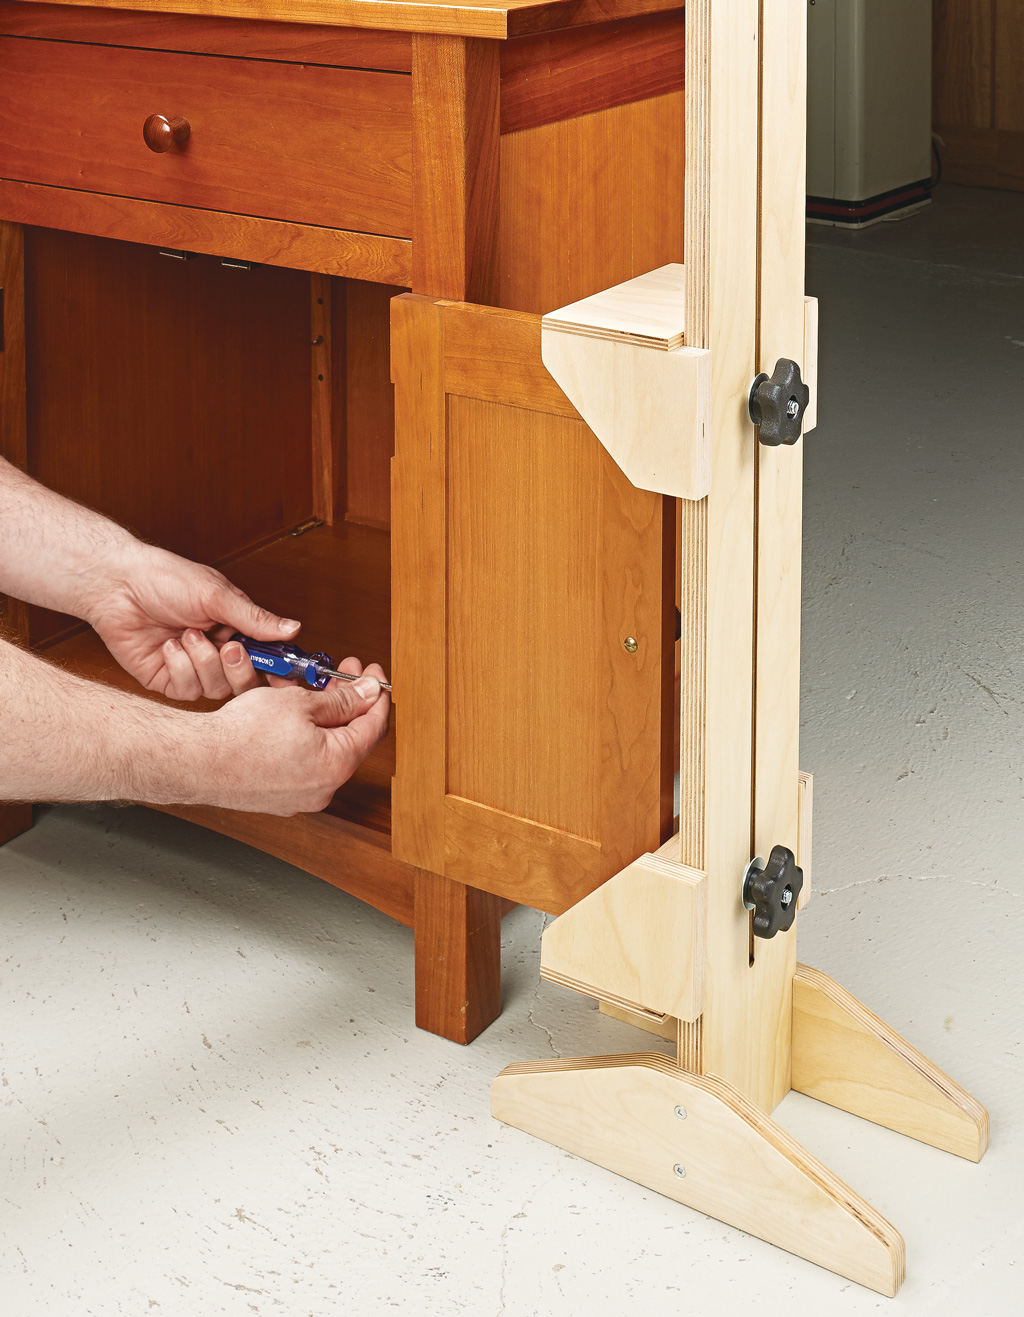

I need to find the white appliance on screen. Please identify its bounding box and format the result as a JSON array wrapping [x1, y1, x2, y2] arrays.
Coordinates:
[[807, 0, 933, 226]]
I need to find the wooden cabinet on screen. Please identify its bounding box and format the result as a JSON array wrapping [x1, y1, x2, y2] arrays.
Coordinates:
[[933, 0, 1024, 191], [0, 0, 685, 1043]]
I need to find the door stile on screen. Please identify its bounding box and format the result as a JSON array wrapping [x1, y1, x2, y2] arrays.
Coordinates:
[[596, 449, 676, 884], [391, 294, 448, 875]]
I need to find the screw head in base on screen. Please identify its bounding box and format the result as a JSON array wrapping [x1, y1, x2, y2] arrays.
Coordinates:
[[674, 1106, 687, 1120], [673, 1164, 687, 1178], [623, 636, 639, 653]]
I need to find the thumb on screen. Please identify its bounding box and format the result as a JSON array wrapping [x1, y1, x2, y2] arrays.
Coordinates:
[[309, 674, 382, 727], [211, 581, 301, 642]]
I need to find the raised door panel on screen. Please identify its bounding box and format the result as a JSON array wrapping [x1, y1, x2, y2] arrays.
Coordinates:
[[391, 296, 673, 915]]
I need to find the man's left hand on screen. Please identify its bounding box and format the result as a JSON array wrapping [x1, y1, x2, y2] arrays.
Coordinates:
[[87, 544, 299, 701]]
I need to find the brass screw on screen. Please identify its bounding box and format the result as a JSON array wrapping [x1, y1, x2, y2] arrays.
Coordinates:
[[623, 636, 639, 653]]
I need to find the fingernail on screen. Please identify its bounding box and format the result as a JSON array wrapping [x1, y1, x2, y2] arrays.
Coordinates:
[[165, 638, 182, 654], [282, 619, 300, 630], [353, 676, 380, 699], [223, 643, 243, 666], [183, 628, 201, 646]]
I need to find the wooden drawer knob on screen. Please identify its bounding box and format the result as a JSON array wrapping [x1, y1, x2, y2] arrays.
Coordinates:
[[143, 114, 191, 153]]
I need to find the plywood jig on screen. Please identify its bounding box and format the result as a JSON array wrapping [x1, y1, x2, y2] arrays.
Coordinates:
[[491, 0, 987, 1297]]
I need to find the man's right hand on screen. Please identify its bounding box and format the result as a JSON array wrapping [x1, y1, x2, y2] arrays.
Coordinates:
[[203, 662, 390, 815]]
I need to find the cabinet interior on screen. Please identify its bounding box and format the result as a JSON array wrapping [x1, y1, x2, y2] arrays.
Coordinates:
[[26, 228, 397, 836]]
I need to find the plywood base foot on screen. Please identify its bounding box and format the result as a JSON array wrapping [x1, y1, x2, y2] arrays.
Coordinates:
[[792, 964, 989, 1162], [0, 804, 33, 847], [493, 1052, 905, 1296], [414, 871, 502, 1045]]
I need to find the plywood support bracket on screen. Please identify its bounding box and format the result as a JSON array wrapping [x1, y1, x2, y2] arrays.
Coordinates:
[[541, 265, 712, 500], [792, 964, 989, 1162], [492, 1053, 906, 1297], [540, 848, 706, 1023]]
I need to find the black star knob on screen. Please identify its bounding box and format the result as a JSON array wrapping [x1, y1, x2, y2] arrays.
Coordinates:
[[742, 846, 804, 939], [748, 358, 810, 446]]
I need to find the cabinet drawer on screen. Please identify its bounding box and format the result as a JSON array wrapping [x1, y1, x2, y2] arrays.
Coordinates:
[[0, 37, 412, 236]]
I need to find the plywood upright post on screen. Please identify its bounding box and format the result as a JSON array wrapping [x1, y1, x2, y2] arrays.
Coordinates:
[[675, 0, 790, 1108]]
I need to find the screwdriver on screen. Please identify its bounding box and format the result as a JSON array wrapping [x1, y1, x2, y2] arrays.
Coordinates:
[[231, 634, 392, 693]]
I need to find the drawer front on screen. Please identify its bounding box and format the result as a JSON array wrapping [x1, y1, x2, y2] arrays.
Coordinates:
[[0, 37, 412, 236]]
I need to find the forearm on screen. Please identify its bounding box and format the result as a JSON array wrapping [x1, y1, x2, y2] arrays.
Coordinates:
[[0, 637, 214, 806], [0, 456, 139, 620]]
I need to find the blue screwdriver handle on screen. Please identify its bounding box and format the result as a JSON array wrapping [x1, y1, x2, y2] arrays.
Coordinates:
[[231, 634, 334, 690]]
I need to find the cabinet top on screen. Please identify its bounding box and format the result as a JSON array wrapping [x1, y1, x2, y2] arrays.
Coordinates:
[[6, 0, 685, 39]]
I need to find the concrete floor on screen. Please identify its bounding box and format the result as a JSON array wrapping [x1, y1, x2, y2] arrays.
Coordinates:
[[3, 184, 1023, 1314]]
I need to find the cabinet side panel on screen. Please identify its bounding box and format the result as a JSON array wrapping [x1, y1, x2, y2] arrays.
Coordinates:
[[498, 91, 684, 315], [499, 9, 684, 135], [446, 395, 600, 838]]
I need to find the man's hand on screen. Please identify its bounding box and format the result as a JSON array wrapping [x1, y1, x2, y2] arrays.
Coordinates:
[[205, 662, 390, 814], [0, 458, 304, 702], [0, 639, 389, 813], [85, 543, 299, 701], [0, 460, 392, 813]]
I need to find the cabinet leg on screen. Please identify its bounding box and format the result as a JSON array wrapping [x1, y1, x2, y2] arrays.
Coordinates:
[[0, 804, 33, 848], [414, 871, 502, 1044]]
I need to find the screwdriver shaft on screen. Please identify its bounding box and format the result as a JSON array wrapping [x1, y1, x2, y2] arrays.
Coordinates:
[[322, 667, 392, 693]]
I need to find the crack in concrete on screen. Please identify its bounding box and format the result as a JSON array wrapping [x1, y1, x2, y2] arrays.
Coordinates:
[[817, 873, 1022, 900], [526, 915, 560, 1059], [526, 1000, 560, 1059], [960, 668, 1015, 714], [497, 1170, 560, 1314]]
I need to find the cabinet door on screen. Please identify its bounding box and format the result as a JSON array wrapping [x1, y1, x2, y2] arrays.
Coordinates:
[[391, 296, 673, 915]]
